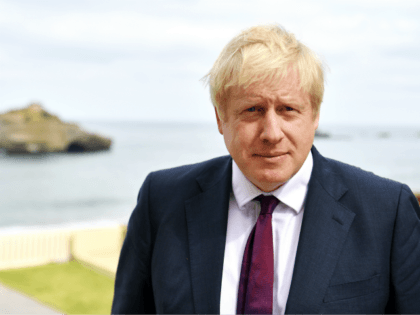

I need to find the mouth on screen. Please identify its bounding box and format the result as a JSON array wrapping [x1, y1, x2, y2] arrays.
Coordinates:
[[252, 152, 288, 159]]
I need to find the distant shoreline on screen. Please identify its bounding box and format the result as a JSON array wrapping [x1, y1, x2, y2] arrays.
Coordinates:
[[1, 194, 419, 234], [0, 216, 129, 236]]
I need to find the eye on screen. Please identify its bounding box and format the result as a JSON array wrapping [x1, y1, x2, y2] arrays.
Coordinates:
[[285, 106, 294, 111], [247, 107, 256, 112]]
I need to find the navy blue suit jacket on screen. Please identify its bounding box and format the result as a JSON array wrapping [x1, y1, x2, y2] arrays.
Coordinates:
[[112, 147, 420, 313]]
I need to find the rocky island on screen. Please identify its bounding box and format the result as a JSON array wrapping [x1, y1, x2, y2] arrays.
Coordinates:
[[0, 104, 112, 154]]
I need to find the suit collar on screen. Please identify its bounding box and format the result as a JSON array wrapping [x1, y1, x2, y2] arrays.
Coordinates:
[[309, 146, 348, 201], [286, 146, 355, 313], [184, 148, 356, 313], [195, 156, 232, 192], [185, 156, 232, 314]]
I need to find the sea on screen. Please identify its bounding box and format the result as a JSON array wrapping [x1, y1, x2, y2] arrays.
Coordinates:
[[1, 122, 419, 234]]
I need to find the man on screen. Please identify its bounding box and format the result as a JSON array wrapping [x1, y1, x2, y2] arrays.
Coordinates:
[[112, 25, 420, 314]]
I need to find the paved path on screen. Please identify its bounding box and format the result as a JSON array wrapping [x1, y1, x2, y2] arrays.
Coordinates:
[[0, 283, 61, 314]]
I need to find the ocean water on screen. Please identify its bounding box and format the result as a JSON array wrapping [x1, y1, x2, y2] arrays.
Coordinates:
[[1, 122, 419, 234]]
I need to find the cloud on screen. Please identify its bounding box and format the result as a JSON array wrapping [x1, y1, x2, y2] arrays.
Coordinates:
[[0, 2, 237, 49], [2, 0, 419, 55], [0, 0, 419, 124]]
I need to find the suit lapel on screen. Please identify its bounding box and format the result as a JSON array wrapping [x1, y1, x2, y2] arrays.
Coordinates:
[[286, 147, 355, 313], [183, 149, 355, 313], [185, 157, 232, 314]]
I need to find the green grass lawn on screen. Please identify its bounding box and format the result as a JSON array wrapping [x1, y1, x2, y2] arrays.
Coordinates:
[[0, 260, 115, 314]]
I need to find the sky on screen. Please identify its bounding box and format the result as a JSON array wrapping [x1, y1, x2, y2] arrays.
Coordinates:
[[0, 0, 419, 126]]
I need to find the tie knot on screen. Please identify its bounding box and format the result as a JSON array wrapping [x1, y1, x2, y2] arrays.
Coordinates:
[[255, 194, 279, 215]]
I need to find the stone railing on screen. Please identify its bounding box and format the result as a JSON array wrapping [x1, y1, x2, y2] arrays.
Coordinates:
[[0, 225, 127, 276]]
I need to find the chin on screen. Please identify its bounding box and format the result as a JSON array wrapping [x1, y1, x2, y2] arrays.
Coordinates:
[[253, 174, 288, 192], [257, 182, 285, 193]]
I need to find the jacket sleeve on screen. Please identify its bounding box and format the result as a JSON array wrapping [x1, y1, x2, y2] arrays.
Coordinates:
[[111, 173, 156, 314], [391, 184, 420, 313]]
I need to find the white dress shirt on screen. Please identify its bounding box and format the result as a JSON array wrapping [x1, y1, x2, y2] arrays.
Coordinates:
[[220, 152, 313, 315]]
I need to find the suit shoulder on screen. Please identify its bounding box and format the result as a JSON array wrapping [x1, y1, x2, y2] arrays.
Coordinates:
[[322, 156, 404, 196], [146, 155, 231, 189], [136, 155, 231, 218], [311, 153, 413, 223]]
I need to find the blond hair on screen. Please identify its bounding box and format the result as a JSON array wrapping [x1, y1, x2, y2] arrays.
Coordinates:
[[202, 24, 325, 120]]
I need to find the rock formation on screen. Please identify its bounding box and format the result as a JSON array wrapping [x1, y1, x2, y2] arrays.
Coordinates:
[[0, 104, 112, 153], [315, 129, 330, 138]]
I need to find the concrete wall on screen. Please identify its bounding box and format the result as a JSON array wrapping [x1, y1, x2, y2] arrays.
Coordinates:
[[0, 230, 72, 270], [1, 195, 419, 273], [71, 226, 125, 276], [0, 225, 127, 275]]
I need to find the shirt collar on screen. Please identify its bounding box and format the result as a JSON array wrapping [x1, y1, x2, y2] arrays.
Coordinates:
[[232, 151, 313, 213]]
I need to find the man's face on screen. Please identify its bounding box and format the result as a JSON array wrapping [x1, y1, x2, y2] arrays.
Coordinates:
[[216, 70, 319, 192]]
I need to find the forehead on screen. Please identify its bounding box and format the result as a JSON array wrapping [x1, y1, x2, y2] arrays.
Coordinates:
[[228, 70, 309, 107]]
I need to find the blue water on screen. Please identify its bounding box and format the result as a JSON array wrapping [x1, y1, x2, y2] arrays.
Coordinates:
[[1, 122, 419, 233]]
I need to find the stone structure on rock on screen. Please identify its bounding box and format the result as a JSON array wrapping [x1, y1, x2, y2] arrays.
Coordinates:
[[0, 104, 112, 153]]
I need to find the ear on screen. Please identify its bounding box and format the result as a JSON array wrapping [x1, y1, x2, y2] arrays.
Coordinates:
[[214, 107, 224, 135], [313, 110, 320, 130]]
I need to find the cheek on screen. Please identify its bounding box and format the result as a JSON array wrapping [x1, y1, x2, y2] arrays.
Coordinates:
[[233, 126, 254, 151], [223, 122, 259, 156]]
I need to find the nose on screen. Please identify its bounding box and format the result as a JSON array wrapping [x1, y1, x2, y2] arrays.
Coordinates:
[[260, 110, 284, 143]]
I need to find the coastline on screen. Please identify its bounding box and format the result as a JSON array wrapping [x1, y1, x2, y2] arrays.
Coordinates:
[[0, 214, 130, 236], [0, 193, 418, 273], [2, 192, 419, 235]]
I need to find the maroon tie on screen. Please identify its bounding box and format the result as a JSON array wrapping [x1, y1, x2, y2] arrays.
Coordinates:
[[236, 195, 279, 314]]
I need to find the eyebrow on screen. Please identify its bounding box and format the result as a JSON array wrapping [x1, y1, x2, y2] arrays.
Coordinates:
[[238, 94, 305, 109]]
